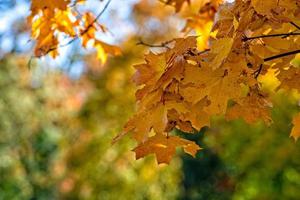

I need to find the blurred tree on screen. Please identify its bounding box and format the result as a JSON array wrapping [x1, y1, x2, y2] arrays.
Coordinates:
[[0, 56, 75, 200], [0, 43, 182, 200], [203, 92, 300, 200]]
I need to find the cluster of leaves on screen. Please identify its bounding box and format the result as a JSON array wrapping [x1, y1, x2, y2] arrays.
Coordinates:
[[28, 0, 120, 63], [114, 0, 300, 164]]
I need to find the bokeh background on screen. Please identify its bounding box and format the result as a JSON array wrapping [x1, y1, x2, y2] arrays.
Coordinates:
[[0, 0, 299, 199]]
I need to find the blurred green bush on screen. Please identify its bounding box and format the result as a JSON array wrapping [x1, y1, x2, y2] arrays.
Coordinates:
[[0, 55, 181, 200]]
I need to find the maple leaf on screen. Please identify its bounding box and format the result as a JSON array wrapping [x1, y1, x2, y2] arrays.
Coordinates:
[[133, 52, 166, 99], [30, 0, 70, 16], [209, 37, 233, 69], [94, 40, 121, 64], [277, 67, 300, 92], [133, 134, 201, 164], [250, 0, 276, 16], [54, 10, 78, 37], [226, 91, 272, 124], [291, 112, 300, 141], [128, 103, 168, 142]]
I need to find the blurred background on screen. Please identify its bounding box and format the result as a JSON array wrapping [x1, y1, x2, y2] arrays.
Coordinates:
[[0, 0, 299, 199]]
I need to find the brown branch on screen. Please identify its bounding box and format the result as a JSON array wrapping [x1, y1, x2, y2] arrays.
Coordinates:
[[253, 64, 263, 79], [281, 22, 300, 38], [290, 22, 300, 30], [136, 39, 174, 49], [242, 32, 300, 41], [80, 0, 112, 36], [253, 49, 300, 78], [243, 22, 300, 41], [264, 49, 300, 62], [185, 49, 210, 56]]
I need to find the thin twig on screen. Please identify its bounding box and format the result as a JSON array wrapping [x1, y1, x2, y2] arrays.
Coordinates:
[[254, 49, 300, 78], [290, 22, 300, 30], [136, 39, 174, 49], [80, 0, 112, 36], [253, 64, 263, 79], [242, 32, 300, 41], [264, 49, 300, 62]]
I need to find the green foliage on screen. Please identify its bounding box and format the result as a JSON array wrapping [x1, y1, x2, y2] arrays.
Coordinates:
[[0, 54, 182, 200], [203, 92, 300, 200], [0, 57, 63, 200]]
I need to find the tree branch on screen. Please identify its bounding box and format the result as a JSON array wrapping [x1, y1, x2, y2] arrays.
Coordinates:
[[253, 64, 263, 79], [290, 22, 300, 30], [136, 39, 174, 49], [264, 49, 300, 62], [253, 49, 300, 78], [80, 0, 112, 36], [242, 32, 300, 41], [243, 22, 300, 41]]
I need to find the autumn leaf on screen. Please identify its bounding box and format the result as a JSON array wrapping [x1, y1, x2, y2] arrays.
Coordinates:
[[251, 0, 276, 16], [277, 67, 300, 92], [209, 38, 233, 70], [94, 40, 121, 64], [226, 91, 272, 124], [133, 134, 201, 164], [30, 0, 70, 16]]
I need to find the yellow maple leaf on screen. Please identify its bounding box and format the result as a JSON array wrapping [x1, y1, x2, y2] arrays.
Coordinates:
[[251, 0, 276, 16], [133, 52, 166, 88], [277, 67, 300, 92], [133, 134, 201, 164], [31, 0, 70, 16], [94, 40, 121, 64], [209, 37, 233, 70], [226, 91, 272, 124]]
